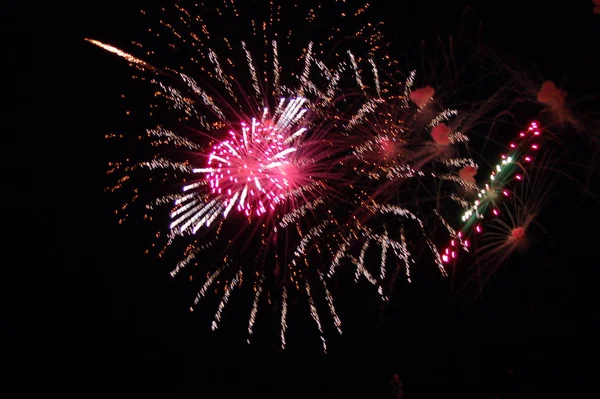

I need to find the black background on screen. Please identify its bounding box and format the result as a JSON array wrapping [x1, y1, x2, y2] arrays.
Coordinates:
[[6, 1, 598, 397]]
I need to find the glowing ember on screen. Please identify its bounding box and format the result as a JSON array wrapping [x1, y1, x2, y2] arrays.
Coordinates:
[[510, 226, 526, 241], [537, 81, 566, 110], [409, 86, 435, 107], [459, 165, 477, 185], [431, 123, 451, 146]]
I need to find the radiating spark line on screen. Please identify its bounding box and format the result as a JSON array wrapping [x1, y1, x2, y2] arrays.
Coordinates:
[[305, 277, 327, 353], [191, 262, 228, 308], [212, 269, 243, 331], [318, 271, 342, 335], [247, 274, 264, 343], [280, 285, 288, 350]]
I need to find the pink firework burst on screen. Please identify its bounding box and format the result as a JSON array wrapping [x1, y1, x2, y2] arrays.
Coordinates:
[[191, 97, 309, 221]]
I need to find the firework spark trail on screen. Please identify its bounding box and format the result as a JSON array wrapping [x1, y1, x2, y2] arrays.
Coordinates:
[[212, 269, 243, 331], [349, 228, 409, 301], [247, 273, 264, 343], [318, 271, 342, 335], [241, 41, 265, 109], [179, 73, 227, 121], [279, 198, 325, 228], [146, 194, 193, 210], [327, 235, 351, 278], [208, 49, 238, 103], [369, 59, 381, 98], [435, 210, 469, 253], [402, 71, 416, 108], [170, 247, 201, 277], [159, 83, 197, 116], [191, 262, 228, 309], [142, 158, 192, 173], [347, 50, 366, 92], [147, 127, 201, 149], [393, 227, 412, 283], [305, 277, 327, 353], [85, 39, 151, 69], [328, 195, 451, 299], [380, 229, 389, 281], [280, 286, 288, 350], [371, 204, 446, 276], [346, 98, 383, 130], [272, 40, 281, 97], [319, 60, 345, 107], [300, 42, 314, 93]]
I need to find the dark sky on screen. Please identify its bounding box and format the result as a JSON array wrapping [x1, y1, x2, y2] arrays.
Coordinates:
[[7, 1, 598, 398]]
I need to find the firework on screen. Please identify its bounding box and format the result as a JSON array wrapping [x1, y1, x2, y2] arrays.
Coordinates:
[[178, 98, 310, 226], [92, 0, 581, 349], [441, 121, 543, 265], [460, 149, 556, 295], [93, 0, 398, 351], [322, 63, 483, 303]]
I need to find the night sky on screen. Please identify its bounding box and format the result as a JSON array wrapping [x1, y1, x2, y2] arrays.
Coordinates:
[[8, 1, 598, 397]]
